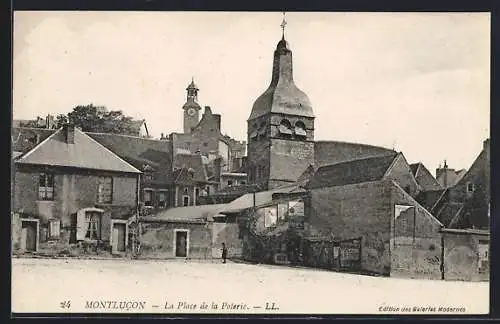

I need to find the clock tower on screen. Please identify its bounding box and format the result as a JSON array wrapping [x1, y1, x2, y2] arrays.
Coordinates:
[[183, 78, 201, 134]]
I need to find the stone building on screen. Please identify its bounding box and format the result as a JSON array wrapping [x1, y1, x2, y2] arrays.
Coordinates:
[[12, 125, 141, 256]]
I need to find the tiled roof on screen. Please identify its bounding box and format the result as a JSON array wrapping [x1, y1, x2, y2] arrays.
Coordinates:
[[16, 128, 141, 173], [141, 204, 227, 223], [314, 140, 396, 168], [306, 153, 398, 189]]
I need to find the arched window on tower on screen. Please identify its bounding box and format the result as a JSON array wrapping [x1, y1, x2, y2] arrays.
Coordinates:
[[294, 121, 307, 137], [278, 119, 293, 136]]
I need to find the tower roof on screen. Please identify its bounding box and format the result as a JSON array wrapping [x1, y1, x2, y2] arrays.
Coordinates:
[[186, 78, 199, 91], [249, 35, 314, 120]]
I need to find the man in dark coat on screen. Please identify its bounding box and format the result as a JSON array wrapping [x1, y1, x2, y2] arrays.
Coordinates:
[[221, 242, 227, 263]]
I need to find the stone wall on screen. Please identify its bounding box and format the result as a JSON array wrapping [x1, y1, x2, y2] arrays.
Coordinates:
[[139, 222, 212, 259], [309, 180, 393, 275]]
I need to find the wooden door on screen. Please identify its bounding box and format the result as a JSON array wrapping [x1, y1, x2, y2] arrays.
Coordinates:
[[112, 223, 126, 253], [22, 221, 37, 252]]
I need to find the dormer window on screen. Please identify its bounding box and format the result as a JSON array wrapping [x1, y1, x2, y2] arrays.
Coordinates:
[[294, 121, 307, 137], [278, 119, 293, 135]]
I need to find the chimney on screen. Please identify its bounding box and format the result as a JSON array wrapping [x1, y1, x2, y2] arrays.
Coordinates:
[[483, 138, 490, 152], [214, 157, 222, 183], [63, 124, 75, 144]]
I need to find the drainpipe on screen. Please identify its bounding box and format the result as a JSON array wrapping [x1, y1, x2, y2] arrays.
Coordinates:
[[440, 233, 445, 280]]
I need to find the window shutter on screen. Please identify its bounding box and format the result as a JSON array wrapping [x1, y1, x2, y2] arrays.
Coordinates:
[[49, 219, 60, 238]]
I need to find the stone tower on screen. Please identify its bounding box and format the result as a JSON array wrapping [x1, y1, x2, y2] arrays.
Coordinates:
[[183, 78, 201, 134], [247, 27, 315, 190]]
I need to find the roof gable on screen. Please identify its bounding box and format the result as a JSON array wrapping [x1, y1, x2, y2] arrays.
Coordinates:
[[307, 153, 398, 189], [17, 128, 140, 173]]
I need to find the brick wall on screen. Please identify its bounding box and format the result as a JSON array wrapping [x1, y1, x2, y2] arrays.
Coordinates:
[[309, 181, 392, 275], [139, 222, 212, 259]]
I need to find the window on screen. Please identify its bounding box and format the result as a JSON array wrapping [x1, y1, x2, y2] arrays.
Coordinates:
[[97, 177, 113, 204], [85, 212, 101, 240], [183, 195, 190, 207], [144, 190, 153, 207], [144, 172, 153, 181], [38, 173, 54, 200], [206, 186, 211, 195], [48, 219, 60, 239], [294, 121, 307, 137], [203, 142, 208, 147], [467, 182, 475, 193], [227, 180, 233, 186], [241, 180, 246, 185], [195, 187, 200, 197], [157, 191, 167, 208]]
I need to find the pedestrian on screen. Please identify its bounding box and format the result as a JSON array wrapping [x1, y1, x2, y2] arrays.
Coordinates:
[[221, 242, 227, 263]]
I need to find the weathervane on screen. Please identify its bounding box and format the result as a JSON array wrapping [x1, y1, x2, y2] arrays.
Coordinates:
[[280, 11, 287, 39]]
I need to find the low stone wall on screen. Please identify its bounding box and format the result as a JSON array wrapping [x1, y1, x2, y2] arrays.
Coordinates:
[[391, 236, 442, 280], [139, 222, 212, 259]]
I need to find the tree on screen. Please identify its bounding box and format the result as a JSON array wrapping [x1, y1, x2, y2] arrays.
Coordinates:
[[67, 104, 138, 135], [55, 114, 68, 128]]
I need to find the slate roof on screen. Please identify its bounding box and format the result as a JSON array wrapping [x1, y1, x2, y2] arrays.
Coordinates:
[[141, 204, 227, 223], [87, 132, 172, 182], [16, 128, 141, 173], [306, 153, 398, 189], [249, 38, 314, 120]]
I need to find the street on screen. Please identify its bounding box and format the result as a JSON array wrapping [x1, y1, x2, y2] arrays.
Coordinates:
[[12, 258, 489, 314]]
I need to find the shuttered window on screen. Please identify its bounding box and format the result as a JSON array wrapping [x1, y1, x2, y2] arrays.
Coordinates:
[[97, 177, 113, 204]]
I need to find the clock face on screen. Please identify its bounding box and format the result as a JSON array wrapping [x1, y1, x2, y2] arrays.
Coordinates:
[[187, 108, 196, 116]]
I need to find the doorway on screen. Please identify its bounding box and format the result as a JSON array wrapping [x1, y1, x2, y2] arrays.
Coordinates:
[[174, 230, 189, 258], [112, 221, 127, 254], [20, 219, 39, 252]]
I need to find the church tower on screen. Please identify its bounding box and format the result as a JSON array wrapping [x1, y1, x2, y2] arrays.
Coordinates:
[[247, 15, 315, 190], [183, 78, 201, 134]]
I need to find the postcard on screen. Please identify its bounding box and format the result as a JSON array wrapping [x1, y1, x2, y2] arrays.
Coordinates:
[[11, 11, 490, 315]]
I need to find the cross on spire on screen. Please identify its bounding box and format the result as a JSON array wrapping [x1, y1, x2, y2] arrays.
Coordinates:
[[280, 12, 287, 39]]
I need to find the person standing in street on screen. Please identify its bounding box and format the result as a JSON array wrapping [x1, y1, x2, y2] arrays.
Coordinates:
[[221, 242, 227, 263]]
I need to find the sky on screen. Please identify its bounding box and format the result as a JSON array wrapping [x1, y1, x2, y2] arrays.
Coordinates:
[[13, 11, 490, 174]]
